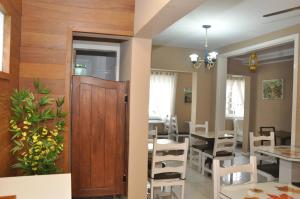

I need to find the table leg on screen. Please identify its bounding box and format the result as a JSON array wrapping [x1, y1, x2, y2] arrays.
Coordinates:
[[279, 159, 292, 183]]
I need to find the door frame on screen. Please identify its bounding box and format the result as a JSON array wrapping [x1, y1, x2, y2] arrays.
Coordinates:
[[215, 33, 299, 148], [151, 68, 197, 125]]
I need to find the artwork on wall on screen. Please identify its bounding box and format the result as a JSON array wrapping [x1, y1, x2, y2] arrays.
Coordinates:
[[262, 79, 283, 100], [184, 88, 192, 103]]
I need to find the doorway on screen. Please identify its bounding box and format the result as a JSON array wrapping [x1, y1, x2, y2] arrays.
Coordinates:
[[215, 34, 299, 153], [69, 33, 131, 198]]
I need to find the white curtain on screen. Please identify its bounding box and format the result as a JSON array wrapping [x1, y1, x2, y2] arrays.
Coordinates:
[[149, 71, 177, 120], [226, 75, 245, 118]]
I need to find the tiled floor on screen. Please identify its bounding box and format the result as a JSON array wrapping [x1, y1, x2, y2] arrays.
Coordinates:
[[151, 147, 266, 199]]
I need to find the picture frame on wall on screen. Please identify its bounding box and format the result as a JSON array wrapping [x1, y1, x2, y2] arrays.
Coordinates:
[[262, 79, 283, 100], [184, 88, 192, 103]]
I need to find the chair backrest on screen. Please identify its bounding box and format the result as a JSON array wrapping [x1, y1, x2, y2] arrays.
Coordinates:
[[189, 121, 209, 134], [250, 132, 275, 161], [260, 126, 275, 136], [213, 130, 236, 157], [213, 156, 257, 199], [151, 138, 189, 180], [164, 115, 171, 134], [170, 115, 179, 135], [148, 127, 158, 139]]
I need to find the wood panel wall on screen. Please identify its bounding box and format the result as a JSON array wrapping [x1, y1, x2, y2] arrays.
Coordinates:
[[20, 0, 134, 172], [0, 0, 22, 177]]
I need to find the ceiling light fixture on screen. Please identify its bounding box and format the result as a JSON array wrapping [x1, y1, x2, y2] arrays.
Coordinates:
[[189, 25, 218, 70], [249, 52, 258, 72]]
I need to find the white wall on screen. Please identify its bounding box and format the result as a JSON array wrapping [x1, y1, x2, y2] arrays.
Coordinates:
[[0, 174, 71, 199]]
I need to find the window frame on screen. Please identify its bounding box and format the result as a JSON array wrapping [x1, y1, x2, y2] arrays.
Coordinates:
[[225, 76, 246, 119], [0, 3, 11, 80]]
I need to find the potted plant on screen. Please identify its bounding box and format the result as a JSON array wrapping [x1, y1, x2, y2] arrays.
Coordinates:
[[9, 81, 66, 175]]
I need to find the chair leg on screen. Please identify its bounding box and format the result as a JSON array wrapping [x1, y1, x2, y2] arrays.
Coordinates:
[[150, 184, 154, 199], [189, 148, 194, 164], [181, 183, 185, 199], [201, 154, 206, 175], [198, 151, 202, 172]]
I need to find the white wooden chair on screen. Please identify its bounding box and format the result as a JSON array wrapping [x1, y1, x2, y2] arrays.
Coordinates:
[[202, 130, 236, 175], [170, 115, 189, 142], [213, 156, 257, 199], [156, 116, 170, 139], [189, 121, 209, 172], [249, 132, 279, 181], [149, 127, 158, 139], [149, 138, 189, 199]]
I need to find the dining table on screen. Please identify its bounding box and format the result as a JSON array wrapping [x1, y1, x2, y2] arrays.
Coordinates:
[[219, 182, 300, 199], [257, 146, 300, 183], [148, 119, 164, 130], [191, 130, 234, 149], [274, 131, 291, 145], [148, 138, 176, 152]]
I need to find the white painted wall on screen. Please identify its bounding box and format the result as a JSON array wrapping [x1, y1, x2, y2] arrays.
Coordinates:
[[0, 174, 71, 199]]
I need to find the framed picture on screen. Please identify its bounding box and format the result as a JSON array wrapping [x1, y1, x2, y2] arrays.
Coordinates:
[[184, 88, 192, 103], [262, 79, 283, 100]]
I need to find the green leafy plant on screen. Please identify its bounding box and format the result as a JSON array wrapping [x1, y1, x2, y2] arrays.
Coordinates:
[[9, 81, 66, 175]]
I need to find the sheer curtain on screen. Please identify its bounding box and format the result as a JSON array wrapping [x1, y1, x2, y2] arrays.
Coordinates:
[[226, 75, 245, 118], [149, 71, 177, 120]]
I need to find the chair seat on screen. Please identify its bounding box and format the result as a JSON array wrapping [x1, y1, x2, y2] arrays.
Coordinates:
[[203, 149, 233, 157], [148, 170, 182, 180], [257, 163, 279, 178], [157, 131, 168, 135], [178, 131, 189, 135], [292, 182, 300, 188], [192, 144, 209, 151]]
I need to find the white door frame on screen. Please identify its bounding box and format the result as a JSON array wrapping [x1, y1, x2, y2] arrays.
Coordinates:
[[215, 33, 299, 147], [151, 68, 197, 124]]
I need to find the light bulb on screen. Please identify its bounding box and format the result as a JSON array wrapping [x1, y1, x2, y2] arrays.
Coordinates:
[[189, 53, 199, 63]]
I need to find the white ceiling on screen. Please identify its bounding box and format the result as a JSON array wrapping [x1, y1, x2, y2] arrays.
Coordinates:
[[153, 0, 300, 51]]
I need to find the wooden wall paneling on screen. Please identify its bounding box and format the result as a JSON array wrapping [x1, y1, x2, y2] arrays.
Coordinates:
[[0, 0, 22, 177], [20, 0, 135, 174]]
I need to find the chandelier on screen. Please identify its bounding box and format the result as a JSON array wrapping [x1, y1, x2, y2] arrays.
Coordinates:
[[189, 25, 218, 70]]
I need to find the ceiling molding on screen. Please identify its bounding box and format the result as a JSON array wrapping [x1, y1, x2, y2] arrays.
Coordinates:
[[235, 47, 294, 65]]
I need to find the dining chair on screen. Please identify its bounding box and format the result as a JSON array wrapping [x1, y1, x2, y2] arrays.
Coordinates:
[[149, 138, 189, 199], [249, 132, 279, 181], [260, 126, 276, 136], [189, 121, 209, 172], [201, 130, 236, 176], [213, 156, 257, 199], [156, 116, 170, 139], [149, 127, 158, 139], [170, 115, 189, 142]]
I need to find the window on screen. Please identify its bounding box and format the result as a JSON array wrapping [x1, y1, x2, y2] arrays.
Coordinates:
[[225, 75, 245, 118], [0, 10, 4, 72], [0, 5, 11, 75], [149, 71, 177, 120]]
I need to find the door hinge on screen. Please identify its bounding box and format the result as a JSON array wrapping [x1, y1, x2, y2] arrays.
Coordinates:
[[123, 174, 127, 182], [124, 95, 128, 103]]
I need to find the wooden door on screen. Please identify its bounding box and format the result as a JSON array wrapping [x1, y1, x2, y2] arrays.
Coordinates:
[[71, 76, 127, 197]]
